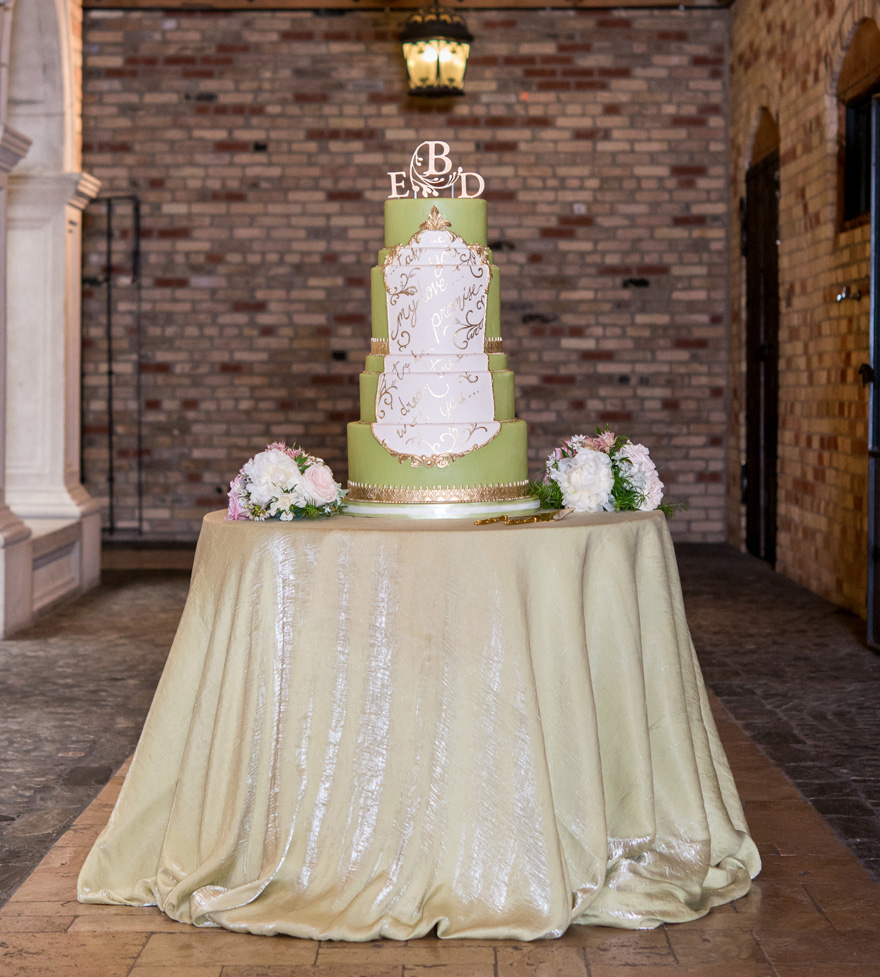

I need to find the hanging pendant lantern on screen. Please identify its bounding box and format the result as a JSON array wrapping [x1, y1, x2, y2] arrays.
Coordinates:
[[400, 2, 473, 97]]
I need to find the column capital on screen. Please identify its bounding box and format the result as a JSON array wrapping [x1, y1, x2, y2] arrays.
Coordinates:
[[0, 502, 31, 549], [8, 170, 102, 210], [0, 126, 31, 175]]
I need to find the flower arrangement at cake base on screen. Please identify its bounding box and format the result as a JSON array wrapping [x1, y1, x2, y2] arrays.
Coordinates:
[[227, 442, 346, 521], [530, 429, 685, 516]]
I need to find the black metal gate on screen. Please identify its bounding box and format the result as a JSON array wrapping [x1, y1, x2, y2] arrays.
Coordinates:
[[744, 149, 780, 566]]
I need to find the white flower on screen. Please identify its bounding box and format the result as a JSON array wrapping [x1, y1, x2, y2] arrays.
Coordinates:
[[550, 448, 614, 513], [269, 488, 308, 516], [243, 447, 303, 506], [615, 442, 664, 511], [300, 463, 341, 506]]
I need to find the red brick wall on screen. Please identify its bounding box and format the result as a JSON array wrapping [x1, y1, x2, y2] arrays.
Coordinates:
[[81, 7, 729, 540], [728, 0, 873, 615]]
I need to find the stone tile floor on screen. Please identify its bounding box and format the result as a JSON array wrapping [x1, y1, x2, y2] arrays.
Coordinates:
[[0, 570, 190, 905], [677, 545, 880, 884], [1, 542, 880, 974]]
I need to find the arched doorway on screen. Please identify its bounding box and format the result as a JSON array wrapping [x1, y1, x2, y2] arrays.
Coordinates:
[[743, 107, 780, 566]]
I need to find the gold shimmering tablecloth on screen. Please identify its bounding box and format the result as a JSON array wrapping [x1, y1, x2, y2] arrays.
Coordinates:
[[78, 509, 759, 940]]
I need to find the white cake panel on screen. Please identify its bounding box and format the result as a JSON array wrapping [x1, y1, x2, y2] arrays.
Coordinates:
[[371, 420, 502, 459], [384, 232, 491, 356], [375, 368, 495, 427], [381, 352, 490, 377]]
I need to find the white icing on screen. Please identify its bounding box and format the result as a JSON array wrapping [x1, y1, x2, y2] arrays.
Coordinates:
[[371, 422, 501, 460], [374, 225, 499, 461]]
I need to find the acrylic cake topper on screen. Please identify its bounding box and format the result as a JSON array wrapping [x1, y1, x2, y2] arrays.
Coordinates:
[[388, 141, 485, 200]]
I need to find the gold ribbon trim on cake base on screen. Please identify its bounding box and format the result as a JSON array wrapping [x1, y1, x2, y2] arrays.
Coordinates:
[[484, 337, 504, 355], [347, 481, 531, 504], [371, 338, 390, 355]]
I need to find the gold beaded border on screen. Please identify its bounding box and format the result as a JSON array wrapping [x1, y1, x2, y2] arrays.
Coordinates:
[[347, 481, 531, 504], [370, 337, 503, 356]]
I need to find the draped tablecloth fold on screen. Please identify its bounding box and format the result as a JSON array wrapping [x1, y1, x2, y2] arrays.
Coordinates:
[[78, 510, 759, 939]]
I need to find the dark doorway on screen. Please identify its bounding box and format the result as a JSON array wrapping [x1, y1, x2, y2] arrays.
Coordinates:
[[867, 95, 880, 648], [744, 131, 780, 566]]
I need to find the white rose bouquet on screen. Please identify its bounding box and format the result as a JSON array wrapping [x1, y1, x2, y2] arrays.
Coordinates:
[[227, 442, 346, 521], [531, 429, 683, 515]]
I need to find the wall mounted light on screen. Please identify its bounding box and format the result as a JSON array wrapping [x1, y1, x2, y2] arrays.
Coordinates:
[[400, 2, 473, 97]]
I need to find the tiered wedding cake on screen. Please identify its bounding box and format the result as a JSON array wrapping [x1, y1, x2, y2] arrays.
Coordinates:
[[345, 143, 538, 518]]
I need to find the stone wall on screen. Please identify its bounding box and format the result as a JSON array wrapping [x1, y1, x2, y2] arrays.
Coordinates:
[[728, 0, 875, 615], [81, 6, 729, 540]]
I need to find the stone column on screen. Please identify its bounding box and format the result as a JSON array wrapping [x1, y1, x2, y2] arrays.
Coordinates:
[[5, 169, 101, 595], [0, 123, 33, 636]]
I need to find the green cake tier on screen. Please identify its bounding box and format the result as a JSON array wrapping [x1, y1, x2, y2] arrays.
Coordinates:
[[385, 197, 487, 247], [347, 418, 529, 502]]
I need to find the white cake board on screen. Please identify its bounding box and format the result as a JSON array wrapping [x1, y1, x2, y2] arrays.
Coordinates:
[[343, 497, 541, 520]]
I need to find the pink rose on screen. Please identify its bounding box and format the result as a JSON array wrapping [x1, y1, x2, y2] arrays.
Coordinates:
[[300, 463, 340, 506]]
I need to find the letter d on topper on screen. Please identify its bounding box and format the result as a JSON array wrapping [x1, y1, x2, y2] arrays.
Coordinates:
[[457, 171, 485, 199]]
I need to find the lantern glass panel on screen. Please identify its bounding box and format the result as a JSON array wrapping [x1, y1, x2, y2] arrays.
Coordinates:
[[403, 38, 469, 95]]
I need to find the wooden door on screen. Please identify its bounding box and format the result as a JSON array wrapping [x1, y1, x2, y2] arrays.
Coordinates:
[[744, 150, 780, 566]]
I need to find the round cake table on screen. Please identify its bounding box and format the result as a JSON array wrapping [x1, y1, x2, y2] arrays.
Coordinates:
[[77, 509, 759, 940]]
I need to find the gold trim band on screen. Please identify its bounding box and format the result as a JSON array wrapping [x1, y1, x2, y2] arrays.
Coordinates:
[[372, 337, 502, 356], [347, 481, 531, 504]]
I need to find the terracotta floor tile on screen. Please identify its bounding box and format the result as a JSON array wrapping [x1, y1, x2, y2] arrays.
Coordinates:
[[591, 967, 775, 977], [0, 914, 74, 932], [570, 928, 673, 966], [51, 819, 107, 844], [809, 898, 880, 931], [665, 928, 769, 966], [0, 899, 74, 917], [758, 929, 880, 966], [496, 944, 588, 975], [727, 879, 825, 916], [804, 875, 880, 912], [742, 799, 846, 855], [403, 935, 517, 948], [36, 845, 91, 870], [733, 775, 806, 803], [7, 869, 82, 903], [402, 966, 495, 977], [223, 966, 401, 977], [772, 967, 880, 977], [317, 942, 496, 967], [757, 853, 864, 882], [136, 931, 318, 967], [69, 911, 196, 933], [128, 968, 223, 977], [0, 932, 146, 977]]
